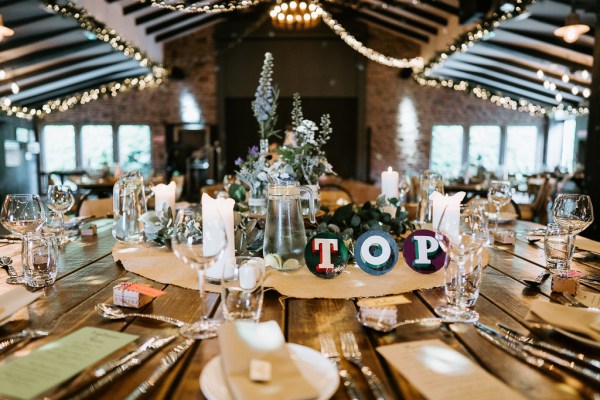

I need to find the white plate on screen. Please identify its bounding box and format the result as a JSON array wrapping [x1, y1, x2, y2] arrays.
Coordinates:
[[199, 343, 339, 400], [486, 211, 517, 223]]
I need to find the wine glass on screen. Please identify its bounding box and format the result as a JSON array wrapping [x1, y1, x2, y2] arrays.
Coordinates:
[[435, 205, 488, 322], [172, 207, 227, 339], [487, 180, 512, 232], [47, 185, 75, 245], [552, 194, 594, 270], [1, 194, 46, 284], [398, 174, 411, 205]]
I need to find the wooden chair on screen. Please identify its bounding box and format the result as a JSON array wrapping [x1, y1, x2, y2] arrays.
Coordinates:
[[171, 175, 185, 200], [519, 177, 556, 224], [320, 183, 353, 208], [466, 196, 522, 220], [201, 183, 224, 198], [78, 198, 113, 217]]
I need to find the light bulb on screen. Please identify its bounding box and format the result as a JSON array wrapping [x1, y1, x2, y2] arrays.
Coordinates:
[[10, 82, 19, 94]]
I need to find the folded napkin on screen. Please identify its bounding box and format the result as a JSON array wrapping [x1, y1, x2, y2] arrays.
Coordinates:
[[0, 286, 42, 325], [528, 300, 600, 341], [217, 321, 319, 400]]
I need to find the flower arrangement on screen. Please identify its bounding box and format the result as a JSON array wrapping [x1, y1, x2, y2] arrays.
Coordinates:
[[277, 93, 335, 186], [252, 52, 280, 142]]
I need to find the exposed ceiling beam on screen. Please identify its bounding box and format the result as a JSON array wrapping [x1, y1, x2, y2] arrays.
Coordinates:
[[360, 3, 438, 34], [146, 12, 198, 34], [0, 27, 82, 52], [7, 14, 55, 30], [136, 9, 172, 25], [413, 0, 459, 16], [356, 10, 429, 42], [527, 15, 596, 37], [123, 2, 151, 15], [500, 27, 593, 56], [0, 41, 106, 70], [20, 68, 150, 108], [155, 14, 224, 42]]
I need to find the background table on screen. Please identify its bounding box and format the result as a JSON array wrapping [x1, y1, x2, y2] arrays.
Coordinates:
[[1, 219, 600, 399]]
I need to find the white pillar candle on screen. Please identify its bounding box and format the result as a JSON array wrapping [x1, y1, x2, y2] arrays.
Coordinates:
[[381, 167, 399, 199], [430, 191, 465, 230], [153, 181, 176, 217], [202, 193, 235, 281]]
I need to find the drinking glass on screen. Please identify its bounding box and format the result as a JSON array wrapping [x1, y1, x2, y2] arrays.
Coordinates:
[[172, 207, 227, 339], [487, 180, 512, 232], [221, 256, 266, 322], [23, 233, 59, 287], [418, 170, 444, 224], [435, 205, 488, 322], [47, 185, 75, 245], [544, 223, 571, 274], [398, 174, 411, 205], [1, 194, 46, 285], [552, 194, 594, 270]]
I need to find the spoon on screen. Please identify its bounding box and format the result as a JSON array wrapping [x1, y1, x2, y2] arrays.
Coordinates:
[[95, 303, 187, 328], [357, 314, 449, 333], [0, 257, 23, 285], [523, 272, 550, 288]]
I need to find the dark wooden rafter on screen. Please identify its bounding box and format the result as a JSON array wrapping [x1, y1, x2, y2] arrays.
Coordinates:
[[354, 10, 430, 42], [155, 14, 223, 42], [146, 12, 198, 34], [136, 9, 172, 25], [499, 26, 593, 56], [360, 4, 438, 34], [527, 15, 596, 37], [21, 68, 151, 108], [3, 60, 137, 98], [6, 14, 55, 30], [123, 2, 151, 15], [0, 41, 106, 70], [412, 0, 459, 15], [380, 1, 448, 25], [0, 27, 82, 52]]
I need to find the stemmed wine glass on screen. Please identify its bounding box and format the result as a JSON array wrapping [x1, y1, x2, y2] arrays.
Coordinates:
[[435, 205, 488, 322], [1, 194, 46, 284], [552, 194, 594, 270], [487, 180, 512, 232], [172, 207, 227, 339], [47, 185, 75, 245]]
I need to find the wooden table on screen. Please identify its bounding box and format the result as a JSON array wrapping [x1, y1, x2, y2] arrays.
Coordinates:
[[2, 219, 600, 399]]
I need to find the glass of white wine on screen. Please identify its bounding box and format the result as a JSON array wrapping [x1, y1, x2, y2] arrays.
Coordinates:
[[47, 185, 75, 245], [487, 180, 512, 232], [1, 194, 46, 284], [552, 194, 594, 270]]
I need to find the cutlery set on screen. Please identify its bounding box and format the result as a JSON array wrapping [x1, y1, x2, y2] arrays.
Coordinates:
[[320, 332, 392, 400]]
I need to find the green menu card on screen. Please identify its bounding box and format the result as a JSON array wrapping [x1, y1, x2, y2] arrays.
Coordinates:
[[0, 327, 138, 400]]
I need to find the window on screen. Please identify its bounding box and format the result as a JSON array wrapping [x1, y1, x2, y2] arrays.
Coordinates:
[[81, 125, 114, 170], [42, 125, 77, 171], [468, 126, 501, 172], [505, 126, 538, 174], [41, 124, 152, 173], [118, 125, 152, 173], [430, 125, 464, 178]]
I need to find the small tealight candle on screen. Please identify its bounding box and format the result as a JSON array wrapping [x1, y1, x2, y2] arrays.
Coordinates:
[[153, 181, 176, 217], [381, 167, 399, 199], [239, 263, 258, 290]]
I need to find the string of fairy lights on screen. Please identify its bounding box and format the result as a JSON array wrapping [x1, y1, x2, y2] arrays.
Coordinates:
[[139, 0, 263, 14], [0, 1, 167, 119], [413, 0, 590, 116]]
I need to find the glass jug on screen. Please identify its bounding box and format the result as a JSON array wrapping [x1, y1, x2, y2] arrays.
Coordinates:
[[112, 171, 147, 243], [417, 170, 444, 225], [263, 181, 316, 271]]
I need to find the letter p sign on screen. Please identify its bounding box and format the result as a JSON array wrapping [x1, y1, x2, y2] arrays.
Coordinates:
[[403, 230, 446, 274]]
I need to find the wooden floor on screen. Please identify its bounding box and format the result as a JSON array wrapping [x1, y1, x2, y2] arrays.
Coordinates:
[[1, 219, 600, 399]]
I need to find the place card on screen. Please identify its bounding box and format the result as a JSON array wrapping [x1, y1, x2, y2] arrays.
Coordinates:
[[377, 339, 526, 400], [0, 327, 138, 400], [357, 295, 411, 308]]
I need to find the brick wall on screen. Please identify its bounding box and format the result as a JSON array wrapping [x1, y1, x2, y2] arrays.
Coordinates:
[[43, 24, 543, 179]]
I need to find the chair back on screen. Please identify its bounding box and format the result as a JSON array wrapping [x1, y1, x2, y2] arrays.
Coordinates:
[[320, 184, 353, 208], [78, 198, 113, 217]]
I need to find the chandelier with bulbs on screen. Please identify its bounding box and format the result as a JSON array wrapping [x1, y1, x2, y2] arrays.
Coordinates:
[[270, 1, 323, 29]]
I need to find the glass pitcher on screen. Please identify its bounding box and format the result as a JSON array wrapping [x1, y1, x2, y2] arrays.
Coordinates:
[[112, 171, 147, 243], [417, 170, 444, 225], [263, 181, 315, 271]]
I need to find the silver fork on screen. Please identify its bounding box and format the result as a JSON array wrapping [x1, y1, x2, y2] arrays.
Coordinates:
[[557, 293, 588, 308], [340, 332, 392, 400], [319, 334, 365, 400]]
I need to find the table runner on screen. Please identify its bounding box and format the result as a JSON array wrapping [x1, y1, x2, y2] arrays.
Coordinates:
[[112, 244, 490, 299]]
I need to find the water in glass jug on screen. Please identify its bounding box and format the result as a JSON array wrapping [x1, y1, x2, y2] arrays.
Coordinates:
[[263, 181, 315, 271], [112, 171, 147, 243]]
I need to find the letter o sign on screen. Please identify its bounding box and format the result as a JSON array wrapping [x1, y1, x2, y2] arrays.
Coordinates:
[[402, 229, 447, 274], [355, 230, 398, 275]]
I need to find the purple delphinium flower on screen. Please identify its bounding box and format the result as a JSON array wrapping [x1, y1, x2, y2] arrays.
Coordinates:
[[234, 157, 244, 166], [249, 145, 259, 157]]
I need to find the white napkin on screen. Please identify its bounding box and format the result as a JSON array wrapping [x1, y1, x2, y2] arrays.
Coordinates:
[[0, 286, 42, 325], [528, 300, 600, 341], [217, 321, 318, 400]]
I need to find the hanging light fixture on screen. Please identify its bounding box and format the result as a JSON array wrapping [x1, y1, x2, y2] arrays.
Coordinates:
[[270, 1, 322, 29], [554, 3, 589, 43], [0, 15, 14, 41]]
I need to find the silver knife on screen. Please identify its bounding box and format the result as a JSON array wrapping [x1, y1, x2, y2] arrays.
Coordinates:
[[476, 323, 600, 384], [474, 323, 600, 400], [62, 335, 177, 400], [0, 329, 48, 354], [124, 339, 195, 400], [93, 336, 160, 378], [498, 323, 600, 372]]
